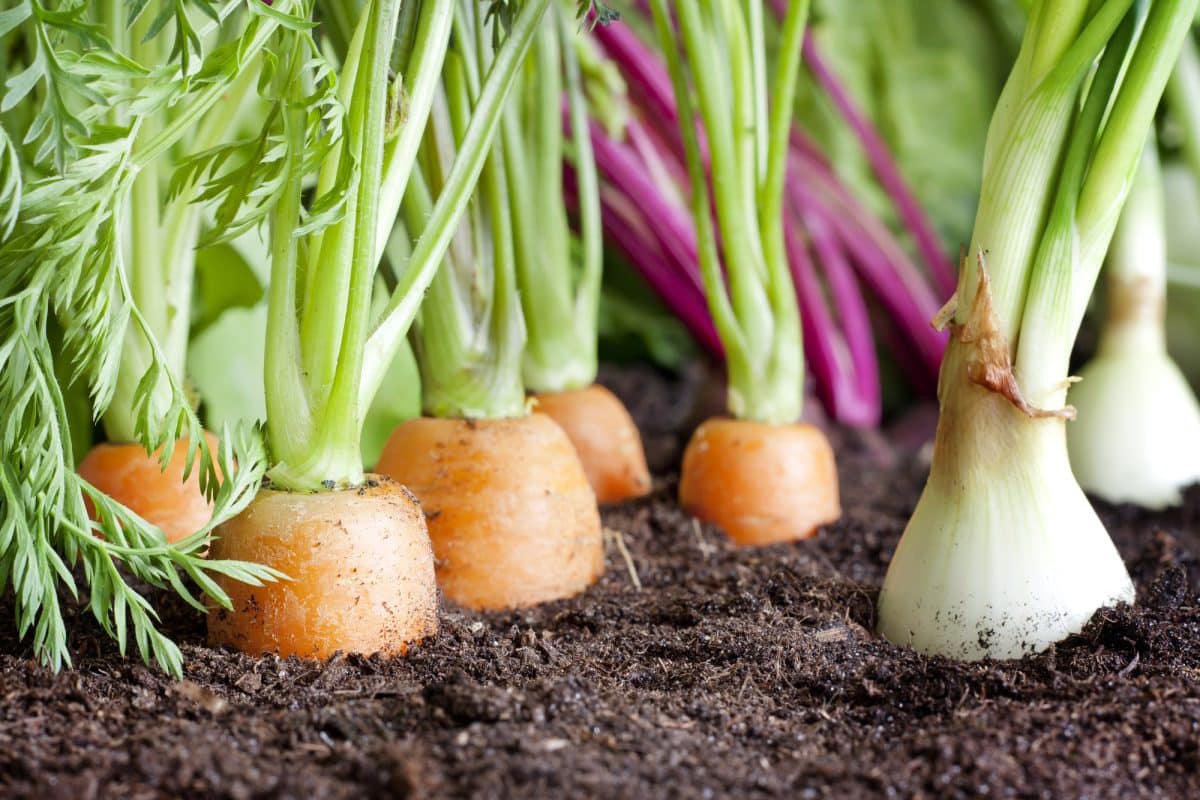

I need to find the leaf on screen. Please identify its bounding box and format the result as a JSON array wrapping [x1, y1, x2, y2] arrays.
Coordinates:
[[0, 127, 21, 239], [0, 3, 31, 39], [191, 241, 266, 334], [248, 0, 318, 30], [0, 0, 300, 676], [189, 304, 268, 429], [2, 60, 42, 113]]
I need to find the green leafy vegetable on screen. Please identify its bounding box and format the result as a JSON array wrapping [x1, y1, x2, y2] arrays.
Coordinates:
[[0, 0, 302, 674], [797, 0, 1020, 251]]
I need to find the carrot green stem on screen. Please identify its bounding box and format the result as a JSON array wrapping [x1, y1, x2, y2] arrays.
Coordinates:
[[103, 2, 259, 443], [407, 2, 526, 419], [648, 0, 808, 424], [268, 0, 403, 489], [268, 0, 550, 488], [511, 4, 603, 394], [358, 0, 551, 415]]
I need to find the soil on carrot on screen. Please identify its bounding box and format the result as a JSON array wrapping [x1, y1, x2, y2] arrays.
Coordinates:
[[2, 364, 1199, 799]]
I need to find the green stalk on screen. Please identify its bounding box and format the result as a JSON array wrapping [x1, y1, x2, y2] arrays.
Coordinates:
[[756, 0, 807, 422], [1016, 0, 1195, 406], [648, 0, 806, 423], [373, 0, 457, 258], [103, 7, 267, 443], [563, 3, 604, 369], [264, 38, 314, 468], [269, 0, 401, 489], [358, 0, 552, 414], [409, 3, 526, 419], [954, 0, 1135, 346], [269, 0, 550, 487], [510, 5, 601, 393], [648, 0, 745, 371], [103, 2, 167, 443]]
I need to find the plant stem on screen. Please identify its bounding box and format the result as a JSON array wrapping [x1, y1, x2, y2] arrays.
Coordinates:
[[1016, 0, 1195, 407], [264, 37, 314, 469], [105, 2, 168, 443], [270, 0, 402, 489], [512, 5, 603, 393], [954, 0, 1132, 346], [358, 0, 552, 414], [410, 3, 527, 419], [649, 0, 805, 423]]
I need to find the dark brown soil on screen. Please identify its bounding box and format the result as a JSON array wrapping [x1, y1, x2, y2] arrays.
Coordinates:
[[1, 365, 1199, 799]]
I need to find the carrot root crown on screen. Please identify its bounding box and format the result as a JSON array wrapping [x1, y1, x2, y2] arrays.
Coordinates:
[[206, 476, 437, 660], [534, 384, 651, 504], [377, 413, 604, 610], [77, 432, 222, 545], [679, 418, 840, 546]]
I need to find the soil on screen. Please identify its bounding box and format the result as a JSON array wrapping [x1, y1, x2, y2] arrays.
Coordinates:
[[1, 364, 1199, 799]]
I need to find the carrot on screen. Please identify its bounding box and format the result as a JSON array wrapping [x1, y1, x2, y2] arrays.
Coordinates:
[[679, 418, 840, 546], [206, 476, 437, 659], [534, 384, 652, 504], [625, 1, 838, 545], [376, 413, 604, 610], [77, 431, 221, 544]]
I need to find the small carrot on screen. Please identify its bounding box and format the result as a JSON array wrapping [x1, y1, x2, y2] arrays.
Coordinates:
[[206, 476, 437, 659], [679, 418, 840, 546], [637, 2, 842, 545], [380, 9, 606, 612], [376, 413, 604, 610], [534, 384, 651, 504], [77, 431, 221, 544]]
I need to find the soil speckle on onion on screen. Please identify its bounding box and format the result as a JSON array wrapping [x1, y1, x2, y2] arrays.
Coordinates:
[[0, 367, 1197, 799]]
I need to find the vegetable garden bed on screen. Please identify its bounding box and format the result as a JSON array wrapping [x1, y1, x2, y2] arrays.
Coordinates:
[[1, 366, 1197, 799]]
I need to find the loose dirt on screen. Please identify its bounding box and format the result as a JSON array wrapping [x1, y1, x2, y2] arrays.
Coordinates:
[[1, 365, 1196, 799]]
